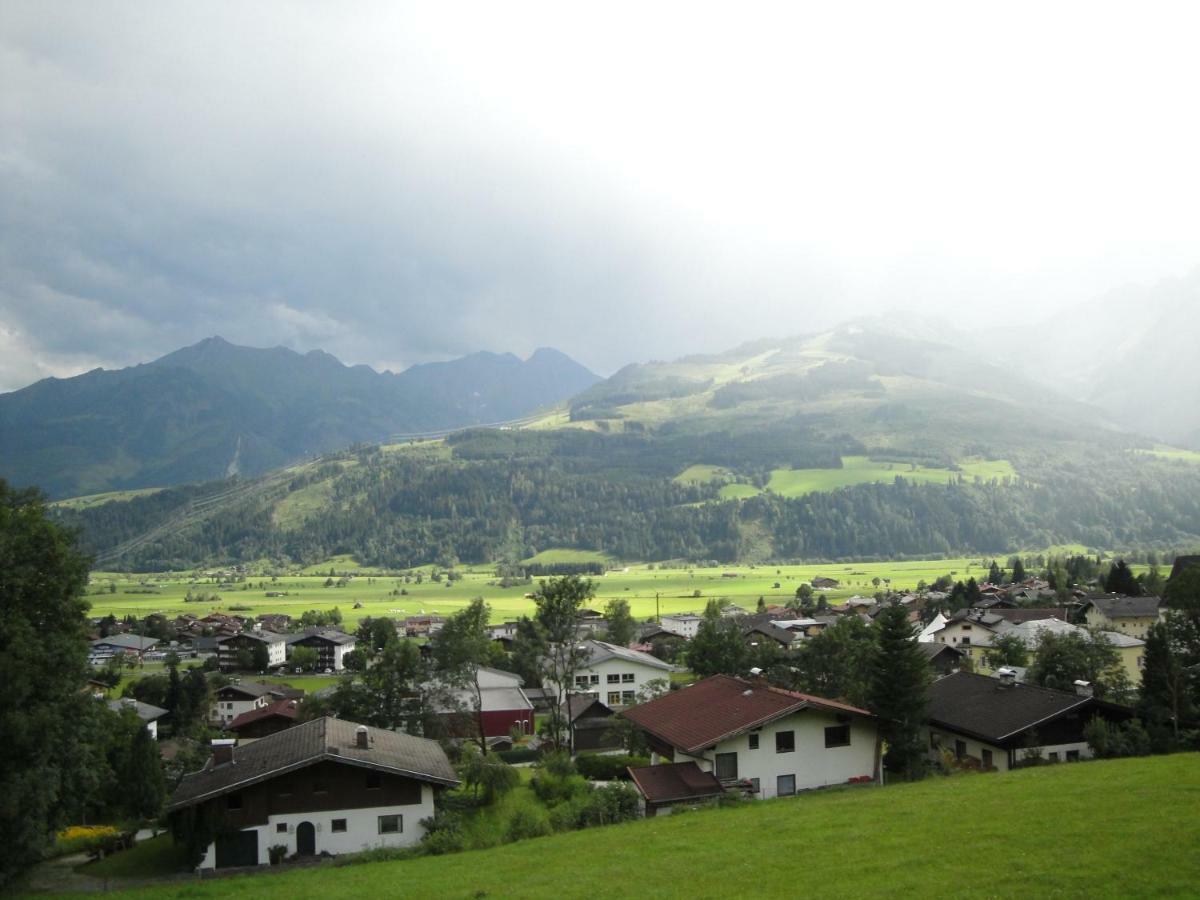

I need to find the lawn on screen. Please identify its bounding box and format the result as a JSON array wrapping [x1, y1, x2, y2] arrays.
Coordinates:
[[1137, 446, 1200, 465], [78, 834, 190, 879], [765, 455, 1017, 497], [83, 553, 1148, 631], [51, 487, 165, 510], [92, 754, 1200, 898], [520, 548, 612, 566]]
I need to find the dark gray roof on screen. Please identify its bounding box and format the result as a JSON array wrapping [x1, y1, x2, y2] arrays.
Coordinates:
[[916, 642, 962, 660], [215, 682, 298, 700], [1082, 595, 1162, 619], [579, 640, 675, 671], [169, 717, 458, 811], [741, 621, 798, 646], [91, 634, 157, 651], [926, 672, 1093, 744], [108, 698, 168, 722], [217, 630, 286, 645], [284, 629, 357, 646]]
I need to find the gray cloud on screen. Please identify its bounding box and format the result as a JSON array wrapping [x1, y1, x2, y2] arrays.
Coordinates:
[[3, 2, 1200, 391]]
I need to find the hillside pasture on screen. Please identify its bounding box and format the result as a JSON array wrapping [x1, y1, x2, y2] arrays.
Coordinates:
[[51, 487, 165, 510], [92, 754, 1200, 899], [766, 455, 1016, 497]]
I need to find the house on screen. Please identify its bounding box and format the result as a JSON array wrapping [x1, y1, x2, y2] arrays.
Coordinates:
[[627, 762, 725, 817], [742, 620, 804, 653], [924, 670, 1133, 771], [1078, 595, 1163, 640], [660, 613, 704, 639], [285, 629, 357, 672], [167, 718, 458, 869], [216, 631, 287, 672], [621, 674, 879, 800], [917, 612, 949, 643], [555, 640, 676, 709], [811, 577, 839, 589], [228, 698, 301, 741], [636, 624, 688, 660], [89, 634, 158, 665], [974, 618, 1146, 685], [256, 614, 292, 632], [108, 697, 168, 740], [431, 667, 535, 740], [565, 696, 621, 753], [212, 682, 300, 726], [916, 642, 965, 676]]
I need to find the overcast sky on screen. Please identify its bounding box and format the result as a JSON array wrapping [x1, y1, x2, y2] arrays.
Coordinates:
[[3, 1, 1200, 391]]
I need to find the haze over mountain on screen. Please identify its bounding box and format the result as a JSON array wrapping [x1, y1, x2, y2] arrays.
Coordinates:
[[0, 337, 599, 498]]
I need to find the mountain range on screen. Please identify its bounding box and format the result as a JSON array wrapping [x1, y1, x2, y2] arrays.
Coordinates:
[[0, 337, 599, 498]]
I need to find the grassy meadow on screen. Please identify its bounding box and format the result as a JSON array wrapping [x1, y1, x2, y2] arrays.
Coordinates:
[[85, 555, 1048, 630], [81, 754, 1200, 899]]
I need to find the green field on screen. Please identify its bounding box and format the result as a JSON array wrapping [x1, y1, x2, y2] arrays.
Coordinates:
[[87, 754, 1200, 898], [764, 455, 1017, 498], [51, 487, 165, 510], [520, 549, 612, 566], [1138, 446, 1200, 464], [84, 553, 1122, 630], [672, 464, 734, 485]]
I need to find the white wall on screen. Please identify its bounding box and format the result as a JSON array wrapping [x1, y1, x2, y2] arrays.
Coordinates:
[[563, 657, 671, 708], [672, 710, 878, 800], [660, 615, 702, 638], [924, 727, 1094, 772], [211, 694, 268, 726], [196, 785, 435, 869]]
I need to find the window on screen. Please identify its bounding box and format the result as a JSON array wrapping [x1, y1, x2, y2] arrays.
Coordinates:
[[608, 692, 621, 705], [378, 815, 402, 834], [929, 732, 942, 750], [332, 819, 347, 833], [589, 674, 600, 685], [227, 793, 243, 810], [607, 673, 620, 684], [748, 777, 760, 793], [824, 725, 851, 748], [365, 771, 381, 789], [981, 749, 993, 770], [1048, 752, 1059, 762], [961, 637, 971, 646], [748, 733, 759, 750], [621, 673, 635, 683], [777, 774, 796, 797], [575, 676, 590, 688], [276, 822, 288, 833], [955, 740, 966, 760], [776, 730, 795, 753], [622, 691, 635, 704], [714, 752, 738, 781], [1066, 750, 1080, 762]]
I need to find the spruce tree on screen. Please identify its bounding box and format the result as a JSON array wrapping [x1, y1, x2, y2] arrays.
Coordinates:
[[1105, 560, 1141, 596], [868, 604, 930, 780]]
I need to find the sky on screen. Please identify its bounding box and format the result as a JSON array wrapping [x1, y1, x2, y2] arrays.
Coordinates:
[[3, 1, 1200, 391]]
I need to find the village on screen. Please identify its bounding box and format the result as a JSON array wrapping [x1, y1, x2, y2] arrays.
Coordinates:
[[60, 553, 1199, 879]]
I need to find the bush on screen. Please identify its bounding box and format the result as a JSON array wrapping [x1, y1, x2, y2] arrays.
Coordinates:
[[417, 810, 467, 856], [539, 750, 576, 777], [505, 805, 552, 843], [531, 771, 590, 806], [497, 747, 540, 764], [575, 754, 649, 781], [51, 825, 121, 858]]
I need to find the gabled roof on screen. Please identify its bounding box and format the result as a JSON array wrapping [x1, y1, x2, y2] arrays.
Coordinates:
[[565, 695, 614, 723], [91, 634, 157, 651], [998, 618, 1144, 649], [284, 629, 357, 646], [628, 762, 724, 804], [620, 674, 872, 755], [578, 640, 675, 672], [742, 621, 800, 646], [168, 717, 458, 811], [216, 681, 301, 700], [108, 698, 168, 722], [228, 697, 300, 731], [986, 608, 1070, 625], [926, 672, 1094, 744], [916, 642, 962, 661], [217, 630, 287, 645], [1080, 595, 1162, 619]]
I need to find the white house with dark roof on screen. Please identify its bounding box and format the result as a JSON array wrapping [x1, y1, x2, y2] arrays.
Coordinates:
[[108, 697, 168, 739], [549, 640, 676, 709], [211, 682, 300, 726], [168, 717, 458, 869]]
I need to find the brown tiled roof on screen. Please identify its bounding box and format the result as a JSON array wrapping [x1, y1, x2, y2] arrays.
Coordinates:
[[168, 717, 458, 811], [228, 697, 299, 731], [628, 762, 724, 804], [620, 675, 872, 755]]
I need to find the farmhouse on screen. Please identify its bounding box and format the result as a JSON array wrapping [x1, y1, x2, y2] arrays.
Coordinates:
[[228, 698, 301, 741], [555, 640, 676, 708], [168, 718, 458, 869], [924, 671, 1133, 771], [1078, 595, 1163, 640], [811, 577, 839, 589], [212, 682, 300, 727], [622, 674, 879, 801]]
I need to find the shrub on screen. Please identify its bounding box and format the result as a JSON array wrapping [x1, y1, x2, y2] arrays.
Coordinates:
[[531, 771, 590, 806], [418, 811, 467, 856], [497, 747, 540, 764], [539, 750, 577, 777], [51, 825, 121, 858], [575, 754, 649, 781], [505, 805, 552, 843]]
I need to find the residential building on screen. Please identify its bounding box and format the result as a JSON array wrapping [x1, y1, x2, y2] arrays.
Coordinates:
[[167, 718, 458, 869], [1079, 595, 1163, 640], [916, 642, 964, 676], [285, 629, 357, 672], [660, 613, 704, 639], [228, 698, 301, 741], [970, 618, 1146, 685], [108, 697, 168, 740], [924, 671, 1133, 771], [431, 667, 535, 739], [742, 620, 804, 653], [212, 682, 300, 726], [216, 631, 287, 672], [622, 674, 879, 800], [553, 640, 676, 709]]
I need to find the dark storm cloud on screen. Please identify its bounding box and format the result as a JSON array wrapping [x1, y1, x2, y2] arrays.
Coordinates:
[[3, 2, 1200, 390]]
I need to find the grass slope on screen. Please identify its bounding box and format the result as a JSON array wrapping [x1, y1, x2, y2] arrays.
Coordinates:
[[102, 755, 1199, 899], [766, 455, 1017, 498]]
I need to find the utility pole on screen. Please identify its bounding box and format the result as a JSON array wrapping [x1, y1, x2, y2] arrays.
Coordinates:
[[656, 592, 660, 623]]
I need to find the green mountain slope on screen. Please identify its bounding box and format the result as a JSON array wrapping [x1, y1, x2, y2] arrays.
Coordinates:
[[96, 755, 1200, 899], [0, 337, 599, 498]]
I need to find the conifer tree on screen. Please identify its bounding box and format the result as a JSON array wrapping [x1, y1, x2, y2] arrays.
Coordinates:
[[868, 604, 930, 780]]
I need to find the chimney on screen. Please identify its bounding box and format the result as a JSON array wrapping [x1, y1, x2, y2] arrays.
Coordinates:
[[996, 667, 1017, 688], [1073, 680, 1093, 698], [356, 725, 369, 750], [748, 667, 768, 689], [211, 738, 236, 766], [121, 697, 137, 709]]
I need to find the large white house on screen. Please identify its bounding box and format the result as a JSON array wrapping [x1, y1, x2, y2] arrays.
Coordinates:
[[167, 718, 458, 869], [552, 640, 676, 709], [622, 674, 879, 804]]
